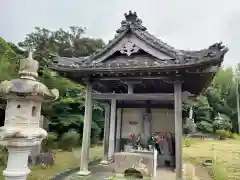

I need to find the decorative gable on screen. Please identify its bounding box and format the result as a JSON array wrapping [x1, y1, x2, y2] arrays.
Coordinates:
[[92, 34, 175, 66], [119, 41, 140, 56]]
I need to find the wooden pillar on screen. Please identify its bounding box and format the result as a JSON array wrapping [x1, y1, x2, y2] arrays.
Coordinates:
[[108, 98, 116, 161], [174, 81, 183, 180], [143, 101, 151, 138], [100, 104, 110, 165], [77, 82, 92, 176], [115, 108, 122, 152]]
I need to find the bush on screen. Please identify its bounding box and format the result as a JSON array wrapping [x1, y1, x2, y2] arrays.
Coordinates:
[[197, 121, 213, 133], [229, 132, 240, 140], [215, 130, 230, 140], [42, 132, 58, 151], [59, 131, 80, 151]]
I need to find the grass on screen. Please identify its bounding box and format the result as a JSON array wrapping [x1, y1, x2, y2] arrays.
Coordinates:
[[0, 138, 239, 180], [183, 138, 240, 180], [0, 146, 103, 180]]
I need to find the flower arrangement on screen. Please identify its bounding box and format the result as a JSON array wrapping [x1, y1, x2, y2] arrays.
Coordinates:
[[127, 133, 137, 145], [148, 133, 158, 145]]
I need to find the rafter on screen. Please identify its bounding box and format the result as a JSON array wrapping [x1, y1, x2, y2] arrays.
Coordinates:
[[92, 91, 193, 101]]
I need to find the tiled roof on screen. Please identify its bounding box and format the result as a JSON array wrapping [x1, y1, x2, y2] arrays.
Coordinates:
[[50, 11, 228, 71]]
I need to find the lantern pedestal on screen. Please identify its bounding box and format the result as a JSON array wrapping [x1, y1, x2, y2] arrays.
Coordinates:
[[0, 127, 47, 180], [4, 146, 31, 180]]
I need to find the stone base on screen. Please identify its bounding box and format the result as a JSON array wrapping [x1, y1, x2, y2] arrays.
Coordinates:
[[100, 160, 110, 165], [3, 170, 29, 180], [108, 157, 114, 163], [116, 173, 151, 180], [114, 152, 154, 177], [76, 170, 91, 176]]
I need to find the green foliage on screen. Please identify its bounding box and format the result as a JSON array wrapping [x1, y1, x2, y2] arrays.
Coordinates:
[[59, 131, 80, 151], [14, 26, 105, 140], [213, 114, 232, 131], [42, 132, 58, 151], [184, 67, 240, 134], [229, 132, 238, 139], [211, 163, 228, 180], [215, 130, 231, 139], [194, 95, 212, 123], [0, 145, 7, 165], [183, 118, 196, 134], [196, 121, 213, 133], [0, 29, 105, 145], [18, 26, 105, 58], [0, 37, 19, 81]]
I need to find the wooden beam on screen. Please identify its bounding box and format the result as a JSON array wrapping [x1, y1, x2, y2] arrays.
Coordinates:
[[94, 82, 108, 92], [92, 92, 192, 101], [117, 103, 174, 109], [188, 66, 218, 73], [91, 76, 172, 81]]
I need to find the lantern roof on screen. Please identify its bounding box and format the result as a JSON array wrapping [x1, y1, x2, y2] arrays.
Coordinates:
[[0, 52, 59, 101]]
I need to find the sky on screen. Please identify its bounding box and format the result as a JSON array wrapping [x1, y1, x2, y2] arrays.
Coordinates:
[[1, 0, 240, 66]]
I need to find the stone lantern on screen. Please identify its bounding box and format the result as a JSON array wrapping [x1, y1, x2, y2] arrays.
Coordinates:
[[0, 52, 59, 180]]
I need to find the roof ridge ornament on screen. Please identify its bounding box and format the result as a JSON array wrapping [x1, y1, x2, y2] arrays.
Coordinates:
[[116, 11, 147, 34], [124, 11, 138, 23], [209, 42, 229, 54]]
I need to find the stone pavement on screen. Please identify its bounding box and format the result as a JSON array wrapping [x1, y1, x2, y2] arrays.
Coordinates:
[[64, 165, 175, 179], [154, 167, 175, 180], [64, 163, 211, 180]]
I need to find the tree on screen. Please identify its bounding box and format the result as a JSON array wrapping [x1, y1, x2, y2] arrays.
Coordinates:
[[193, 95, 213, 133], [235, 63, 240, 133], [18, 26, 105, 59], [213, 113, 232, 131], [183, 66, 240, 133], [8, 26, 106, 140]]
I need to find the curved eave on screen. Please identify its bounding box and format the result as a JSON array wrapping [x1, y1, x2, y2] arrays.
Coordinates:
[[50, 53, 225, 75]]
